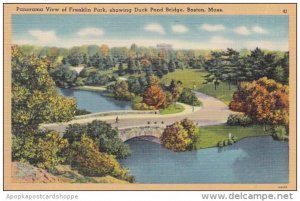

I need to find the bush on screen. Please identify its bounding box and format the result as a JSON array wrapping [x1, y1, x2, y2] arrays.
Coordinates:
[[160, 119, 199, 151], [232, 136, 237, 143], [132, 101, 155, 110], [75, 109, 91, 116], [12, 130, 68, 170], [272, 126, 288, 141], [68, 135, 134, 182], [113, 81, 133, 101], [228, 139, 234, 145], [132, 96, 155, 110], [218, 141, 224, 147], [63, 120, 131, 159], [217, 135, 238, 148], [226, 114, 253, 126], [178, 88, 201, 106]]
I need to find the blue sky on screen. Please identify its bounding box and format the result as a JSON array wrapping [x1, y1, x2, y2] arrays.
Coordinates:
[[12, 15, 288, 50]]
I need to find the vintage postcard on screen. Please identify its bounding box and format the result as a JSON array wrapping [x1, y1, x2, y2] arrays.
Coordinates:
[[3, 3, 296, 190]]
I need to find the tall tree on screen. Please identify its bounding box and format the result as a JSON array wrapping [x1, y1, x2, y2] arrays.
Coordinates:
[[203, 51, 224, 90], [12, 46, 76, 136], [222, 48, 241, 89], [67, 46, 84, 66], [168, 60, 176, 72]]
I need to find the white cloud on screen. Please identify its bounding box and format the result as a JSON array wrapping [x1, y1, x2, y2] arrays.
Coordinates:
[[13, 36, 288, 51], [144, 23, 165, 35], [28, 30, 57, 42], [201, 24, 226, 32], [252, 25, 268, 34], [77, 28, 104, 37], [172, 24, 188, 33], [234, 26, 250, 35]]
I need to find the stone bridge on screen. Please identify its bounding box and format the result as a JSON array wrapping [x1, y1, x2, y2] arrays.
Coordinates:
[[117, 125, 165, 142]]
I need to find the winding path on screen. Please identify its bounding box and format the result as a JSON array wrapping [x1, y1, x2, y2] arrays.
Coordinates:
[[42, 92, 234, 133]]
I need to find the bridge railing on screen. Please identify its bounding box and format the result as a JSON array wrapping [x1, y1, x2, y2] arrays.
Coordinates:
[[74, 109, 160, 120]]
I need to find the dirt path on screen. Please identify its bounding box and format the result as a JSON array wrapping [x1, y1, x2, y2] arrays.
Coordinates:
[[42, 92, 233, 133]]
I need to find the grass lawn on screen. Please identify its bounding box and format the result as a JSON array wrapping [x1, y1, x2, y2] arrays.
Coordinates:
[[195, 125, 271, 149], [160, 69, 237, 105], [198, 82, 237, 105], [161, 69, 208, 89], [160, 103, 185, 115]]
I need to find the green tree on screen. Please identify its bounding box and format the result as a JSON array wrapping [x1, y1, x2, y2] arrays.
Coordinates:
[[113, 81, 133, 100], [203, 51, 224, 90], [67, 46, 84, 66], [50, 64, 78, 87], [64, 120, 131, 159], [178, 88, 201, 106], [168, 60, 176, 72], [168, 80, 183, 104], [12, 46, 76, 136], [118, 63, 125, 76], [12, 130, 68, 170], [222, 49, 241, 89]]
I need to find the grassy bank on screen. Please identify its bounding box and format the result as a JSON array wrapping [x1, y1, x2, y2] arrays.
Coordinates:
[[53, 165, 129, 183], [72, 85, 107, 92], [160, 103, 185, 115], [195, 125, 271, 149], [160, 69, 237, 105]]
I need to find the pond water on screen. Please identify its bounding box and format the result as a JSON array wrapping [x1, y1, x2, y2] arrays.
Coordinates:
[[58, 88, 132, 113], [119, 136, 288, 184]]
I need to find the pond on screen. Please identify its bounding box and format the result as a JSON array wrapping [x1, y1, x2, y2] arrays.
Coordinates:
[[58, 88, 132, 113], [119, 136, 288, 184]]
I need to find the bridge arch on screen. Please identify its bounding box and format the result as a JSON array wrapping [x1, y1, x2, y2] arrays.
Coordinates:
[[118, 126, 165, 142]]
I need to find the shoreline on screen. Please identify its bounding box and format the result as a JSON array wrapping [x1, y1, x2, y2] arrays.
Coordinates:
[[71, 85, 107, 92], [127, 134, 278, 151]]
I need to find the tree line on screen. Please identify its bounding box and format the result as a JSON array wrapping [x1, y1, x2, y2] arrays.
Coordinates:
[[11, 46, 134, 182], [204, 48, 289, 90]]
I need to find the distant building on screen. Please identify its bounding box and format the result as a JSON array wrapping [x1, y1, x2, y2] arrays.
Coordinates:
[[156, 43, 172, 50]]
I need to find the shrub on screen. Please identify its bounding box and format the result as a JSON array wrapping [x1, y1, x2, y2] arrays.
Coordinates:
[[218, 141, 224, 147], [68, 135, 134, 182], [132, 95, 156, 110], [272, 126, 288, 141], [228, 139, 234, 145], [160, 122, 190, 151], [160, 119, 199, 151], [12, 130, 68, 170], [226, 114, 253, 126], [113, 81, 133, 101], [64, 120, 130, 159], [132, 102, 155, 110], [178, 88, 201, 106], [232, 136, 238, 143], [75, 109, 91, 116]]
